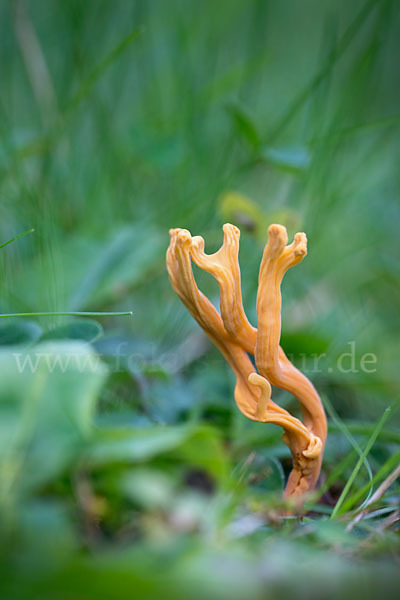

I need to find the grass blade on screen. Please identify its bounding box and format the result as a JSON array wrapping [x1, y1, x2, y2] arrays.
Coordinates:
[[268, 0, 378, 142], [340, 449, 400, 513], [328, 421, 399, 444], [323, 395, 374, 502], [330, 407, 392, 519], [0, 228, 35, 249], [0, 311, 133, 318], [65, 26, 144, 113], [307, 449, 358, 507]]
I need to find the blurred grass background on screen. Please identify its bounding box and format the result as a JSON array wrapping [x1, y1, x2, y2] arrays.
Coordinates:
[[0, 0, 399, 598]]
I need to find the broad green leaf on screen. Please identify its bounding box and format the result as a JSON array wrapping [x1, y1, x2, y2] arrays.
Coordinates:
[[0, 342, 108, 498], [0, 321, 42, 346], [40, 318, 103, 343], [86, 424, 194, 464], [169, 426, 229, 483], [86, 424, 229, 483]]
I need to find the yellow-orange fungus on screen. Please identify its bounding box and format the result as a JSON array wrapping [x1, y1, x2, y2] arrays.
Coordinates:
[[166, 224, 327, 500]]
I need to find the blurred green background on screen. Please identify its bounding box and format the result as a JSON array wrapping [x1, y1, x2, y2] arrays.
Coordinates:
[[0, 0, 399, 598]]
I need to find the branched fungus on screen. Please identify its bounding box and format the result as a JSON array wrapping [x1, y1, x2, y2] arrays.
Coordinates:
[[166, 223, 327, 500]]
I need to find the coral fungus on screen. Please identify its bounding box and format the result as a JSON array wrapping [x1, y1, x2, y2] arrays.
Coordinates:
[[166, 223, 327, 499]]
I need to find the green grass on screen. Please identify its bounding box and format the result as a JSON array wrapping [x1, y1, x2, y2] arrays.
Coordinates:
[[0, 1, 399, 599], [330, 406, 392, 518], [0, 227, 35, 249], [0, 311, 133, 317]]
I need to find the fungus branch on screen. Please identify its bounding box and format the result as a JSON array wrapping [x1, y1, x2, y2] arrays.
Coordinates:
[[166, 223, 327, 500]]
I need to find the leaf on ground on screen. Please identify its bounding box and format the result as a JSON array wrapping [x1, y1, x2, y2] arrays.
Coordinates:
[[86, 424, 229, 483], [40, 318, 103, 343], [0, 342, 107, 495], [0, 320, 42, 345]]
